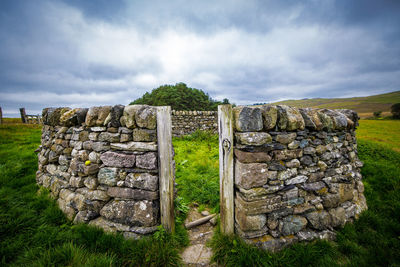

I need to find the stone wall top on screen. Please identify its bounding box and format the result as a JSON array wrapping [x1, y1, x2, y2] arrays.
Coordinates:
[[42, 105, 157, 129], [171, 110, 217, 116], [233, 105, 359, 132], [43, 105, 358, 134]]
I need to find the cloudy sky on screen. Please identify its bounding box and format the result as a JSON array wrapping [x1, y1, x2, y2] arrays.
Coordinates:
[[1, 0, 399, 117]]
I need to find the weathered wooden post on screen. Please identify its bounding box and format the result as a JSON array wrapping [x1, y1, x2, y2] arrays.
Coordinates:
[[218, 104, 234, 234], [0, 107, 2, 124], [157, 106, 175, 233], [20, 108, 27, 123]]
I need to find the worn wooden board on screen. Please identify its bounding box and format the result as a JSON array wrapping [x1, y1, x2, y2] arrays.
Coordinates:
[[218, 105, 234, 234], [157, 106, 175, 233], [185, 214, 216, 229]]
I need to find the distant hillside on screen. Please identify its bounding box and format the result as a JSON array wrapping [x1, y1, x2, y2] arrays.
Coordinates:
[[270, 91, 400, 118]]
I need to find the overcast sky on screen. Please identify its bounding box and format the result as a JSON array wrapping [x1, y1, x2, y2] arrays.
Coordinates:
[[1, 0, 399, 117]]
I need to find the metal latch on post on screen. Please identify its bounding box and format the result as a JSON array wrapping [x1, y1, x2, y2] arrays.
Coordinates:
[[222, 138, 231, 152]]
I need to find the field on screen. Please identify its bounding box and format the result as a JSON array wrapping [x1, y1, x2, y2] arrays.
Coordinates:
[[1, 119, 400, 266], [357, 120, 400, 152], [270, 90, 400, 118]]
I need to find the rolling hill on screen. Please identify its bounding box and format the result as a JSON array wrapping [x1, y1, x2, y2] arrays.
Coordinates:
[[269, 90, 400, 118]]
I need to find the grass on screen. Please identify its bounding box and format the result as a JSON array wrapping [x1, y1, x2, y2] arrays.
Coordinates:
[[173, 130, 220, 213], [2, 118, 400, 266], [357, 119, 400, 152], [0, 123, 188, 266], [209, 139, 400, 266], [1, 118, 23, 124]]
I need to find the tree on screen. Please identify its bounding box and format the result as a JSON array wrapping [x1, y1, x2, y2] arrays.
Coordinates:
[[130, 83, 231, 111], [391, 103, 400, 119], [373, 111, 382, 118]]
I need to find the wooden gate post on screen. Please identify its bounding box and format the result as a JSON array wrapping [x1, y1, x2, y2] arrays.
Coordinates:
[[218, 105, 234, 234], [20, 108, 27, 123], [157, 106, 175, 233]]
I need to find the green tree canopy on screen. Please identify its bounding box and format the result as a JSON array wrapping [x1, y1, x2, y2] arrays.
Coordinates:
[[130, 83, 230, 111]]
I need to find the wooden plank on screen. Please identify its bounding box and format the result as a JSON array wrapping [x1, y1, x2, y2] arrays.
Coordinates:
[[157, 106, 175, 233], [218, 104, 234, 234], [20, 108, 27, 123]]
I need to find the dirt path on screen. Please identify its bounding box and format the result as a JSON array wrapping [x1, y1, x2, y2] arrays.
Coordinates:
[[181, 208, 217, 266]]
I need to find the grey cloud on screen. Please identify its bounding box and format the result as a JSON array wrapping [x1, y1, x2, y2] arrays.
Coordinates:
[[0, 0, 399, 116], [65, 0, 126, 22]]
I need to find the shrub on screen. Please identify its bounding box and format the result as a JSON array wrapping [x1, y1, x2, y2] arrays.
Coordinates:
[[373, 111, 382, 117], [391, 103, 400, 118]]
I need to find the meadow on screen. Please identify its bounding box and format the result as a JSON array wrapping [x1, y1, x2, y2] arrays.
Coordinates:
[[271, 90, 400, 117], [357, 120, 400, 152], [0, 119, 399, 266]]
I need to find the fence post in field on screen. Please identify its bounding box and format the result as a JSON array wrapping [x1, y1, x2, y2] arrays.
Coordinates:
[[157, 106, 175, 233], [19, 108, 27, 123], [218, 104, 234, 234], [0, 107, 2, 124]]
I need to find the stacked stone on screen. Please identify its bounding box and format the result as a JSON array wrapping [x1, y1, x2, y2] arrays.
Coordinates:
[[36, 105, 161, 239], [233, 105, 367, 251], [171, 110, 217, 137]]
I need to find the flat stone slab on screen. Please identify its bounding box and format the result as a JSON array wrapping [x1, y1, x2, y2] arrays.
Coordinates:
[[181, 244, 213, 266], [110, 141, 157, 152]]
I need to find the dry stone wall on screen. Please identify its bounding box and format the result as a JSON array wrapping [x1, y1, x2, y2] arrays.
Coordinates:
[[232, 105, 367, 251], [171, 110, 217, 136], [36, 105, 163, 239]]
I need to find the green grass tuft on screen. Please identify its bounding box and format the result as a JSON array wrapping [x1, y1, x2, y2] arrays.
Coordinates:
[[209, 225, 340, 267]]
